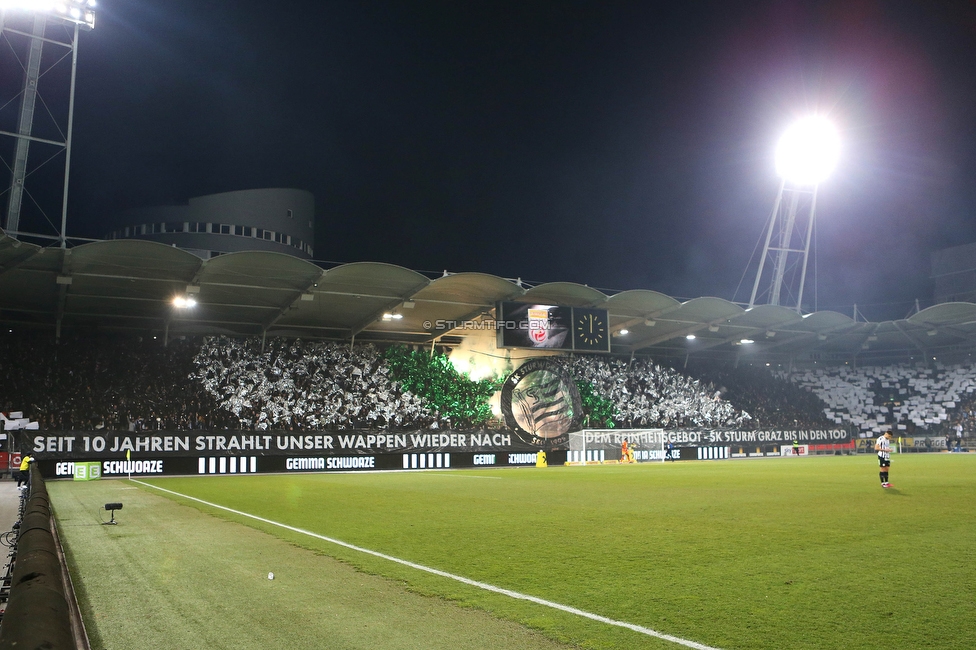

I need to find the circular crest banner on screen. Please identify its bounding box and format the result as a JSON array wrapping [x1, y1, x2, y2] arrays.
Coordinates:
[[500, 358, 581, 448]]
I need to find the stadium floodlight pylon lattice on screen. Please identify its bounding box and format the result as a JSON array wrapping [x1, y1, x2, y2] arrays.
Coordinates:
[[568, 429, 666, 464], [748, 116, 840, 314], [0, 0, 95, 247]]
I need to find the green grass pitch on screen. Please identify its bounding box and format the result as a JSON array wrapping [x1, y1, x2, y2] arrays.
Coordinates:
[[51, 454, 976, 649]]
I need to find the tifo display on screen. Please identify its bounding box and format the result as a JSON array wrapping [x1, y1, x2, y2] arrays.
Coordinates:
[[1, 333, 971, 480]]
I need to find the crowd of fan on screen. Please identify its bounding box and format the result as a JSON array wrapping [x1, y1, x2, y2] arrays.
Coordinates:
[[780, 361, 976, 438], [565, 356, 752, 429], [0, 333, 229, 431], [1, 332, 837, 432], [195, 339, 825, 431], [687, 364, 833, 430], [192, 337, 438, 430]]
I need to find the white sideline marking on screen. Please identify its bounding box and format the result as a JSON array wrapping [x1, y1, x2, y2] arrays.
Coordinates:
[[132, 479, 721, 650]]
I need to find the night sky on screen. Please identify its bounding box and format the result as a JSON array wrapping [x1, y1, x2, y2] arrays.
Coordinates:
[[26, 1, 976, 320]]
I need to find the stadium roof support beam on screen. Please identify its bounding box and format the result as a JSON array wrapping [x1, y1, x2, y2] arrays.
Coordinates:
[[179, 302, 278, 311], [627, 316, 728, 350], [248, 322, 360, 336], [892, 320, 929, 358], [348, 280, 430, 339], [607, 302, 688, 336], [746, 320, 861, 355], [419, 305, 493, 344], [163, 312, 173, 347], [67, 272, 193, 284], [912, 321, 974, 345], [161, 269, 204, 343], [54, 251, 72, 341], [258, 273, 324, 349], [607, 302, 703, 351], [67, 294, 180, 304], [857, 322, 882, 348], [680, 323, 784, 355], [0, 245, 38, 279]]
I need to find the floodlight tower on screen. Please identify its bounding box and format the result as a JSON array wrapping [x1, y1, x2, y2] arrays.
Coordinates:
[[748, 116, 840, 313], [0, 0, 95, 247]]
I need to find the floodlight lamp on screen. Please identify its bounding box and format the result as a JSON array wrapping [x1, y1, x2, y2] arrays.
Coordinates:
[[173, 296, 197, 309], [740, 338, 754, 344], [775, 116, 840, 185], [0, 0, 95, 28], [686, 334, 696, 340]]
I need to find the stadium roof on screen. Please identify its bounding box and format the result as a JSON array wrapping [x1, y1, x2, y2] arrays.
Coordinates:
[[3, 232, 976, 363]]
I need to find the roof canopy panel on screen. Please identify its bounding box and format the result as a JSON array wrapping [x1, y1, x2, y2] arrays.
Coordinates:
[[909, 302, 976, 328], [671, 297, 745, 323], [197, 251, 321, 291], [606, 290, 681, 318], [732, 304, 804, 329], [368, 273, 522, 341], [521, 282, 608, 307], [0, 233, 42, 270], [415, 272, 522, 306], [788, 310, 855, 333], [274, 262, 429, 335], [64, 294, 169, 321], [2, 233, 976, 359], [316, 262, 429, 297], [10, 247, 64, 275], [67, 240, 201, 281], [619, 298, 743, 351], [0, 268, 59, 315]]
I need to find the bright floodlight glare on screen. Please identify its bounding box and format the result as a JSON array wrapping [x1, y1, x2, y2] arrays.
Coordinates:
[[173, 296, 196, 309], [775, 116, 840, 185], [0, 0, 96, 28]]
